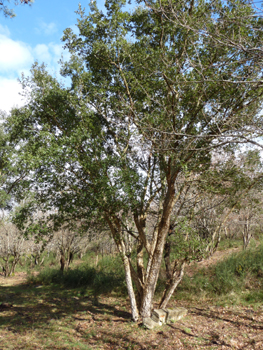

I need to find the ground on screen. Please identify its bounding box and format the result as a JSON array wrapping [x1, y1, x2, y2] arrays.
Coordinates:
[[0, 249, 263, 350]]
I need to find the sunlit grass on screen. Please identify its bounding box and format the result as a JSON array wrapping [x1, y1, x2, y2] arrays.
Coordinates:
[[176, 243, 263, 305]]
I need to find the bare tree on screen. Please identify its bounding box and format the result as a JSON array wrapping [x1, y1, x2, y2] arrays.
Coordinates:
[[0, 219, 25, 277]]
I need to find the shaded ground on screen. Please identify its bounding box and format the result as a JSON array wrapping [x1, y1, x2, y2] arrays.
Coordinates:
[[0, 248, 262, 350]]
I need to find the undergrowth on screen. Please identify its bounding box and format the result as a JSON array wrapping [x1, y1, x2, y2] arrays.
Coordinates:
[[27, 243, 263, 305], [27, 254, 127, 296], [177, 244, 263, 303]]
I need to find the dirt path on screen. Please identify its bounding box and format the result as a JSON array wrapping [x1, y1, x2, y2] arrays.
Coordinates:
[[185, 247, 241, 276], [0, 271, 29, 287]]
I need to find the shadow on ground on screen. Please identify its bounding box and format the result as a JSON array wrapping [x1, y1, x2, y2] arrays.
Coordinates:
[[0, 281, 155, 349], [0, 282, 131, 330], [1, 282, 263, 349]]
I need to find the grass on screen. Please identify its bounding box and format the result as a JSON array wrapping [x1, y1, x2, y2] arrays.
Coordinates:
[[217, 237, 243, 250], [0, 280, 134, 349], [27, 254, 127, 297], [176, 243, 263, 305], [27, 241, 263, 306], [1, 240, 263, 349]]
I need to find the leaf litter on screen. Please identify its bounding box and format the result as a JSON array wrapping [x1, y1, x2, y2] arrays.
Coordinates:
[[0, 250, 262, 350]]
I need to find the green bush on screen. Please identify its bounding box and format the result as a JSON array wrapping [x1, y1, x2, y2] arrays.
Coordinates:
[[178, 244, 263, 297], [27, 254, 127, 296]]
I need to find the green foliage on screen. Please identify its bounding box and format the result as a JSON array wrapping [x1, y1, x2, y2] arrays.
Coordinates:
[[178, 244, 263, 298], [4, 0, 263, 315], [6, 0, 263, 226], [0, 126, 17, 209], [169, 218, 210, 262], [0, 0, 32, 18], [28, 255, 127, 296]]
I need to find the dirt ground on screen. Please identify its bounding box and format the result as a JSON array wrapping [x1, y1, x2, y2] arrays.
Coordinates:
[[0, 248, 263, 350]]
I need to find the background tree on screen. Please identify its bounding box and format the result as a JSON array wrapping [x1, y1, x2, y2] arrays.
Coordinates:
[[6, 0, 263, 321], [0, 214, 26, 277], [0, 124, 27, 212], [0, 0, 33, 18]]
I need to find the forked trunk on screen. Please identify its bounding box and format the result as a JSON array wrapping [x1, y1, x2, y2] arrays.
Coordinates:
[[138, 183, 176, 317], [139, 224, 171, 317], [159, 261, 186, 309], [106, 215, 139, 322]]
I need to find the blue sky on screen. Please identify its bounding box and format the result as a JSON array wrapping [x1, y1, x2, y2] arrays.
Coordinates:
[[0, 0, 104, 114]]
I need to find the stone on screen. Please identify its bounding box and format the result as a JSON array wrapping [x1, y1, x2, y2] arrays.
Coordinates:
[[142, 307, 188, 330], [164, 307, 188, 323], [142, 317, 160, 329], [151, 309, 167, 324]]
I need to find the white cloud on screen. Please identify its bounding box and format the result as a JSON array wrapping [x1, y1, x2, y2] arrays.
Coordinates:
[[34, 44, 52, 63], [0, 25, 66, 77], [33, 42, 70, 76], [0, 27, 71, 114], [0, 78, 25, 114], [0, 34, 33, 74], [50, 43, 63, 58]]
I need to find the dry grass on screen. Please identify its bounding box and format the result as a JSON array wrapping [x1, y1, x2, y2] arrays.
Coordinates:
[[1, 247, 263, 350]]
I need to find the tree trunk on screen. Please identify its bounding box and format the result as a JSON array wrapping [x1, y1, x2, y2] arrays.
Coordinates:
[[243, 219, 252, 250], [122, 253, 139, 321], [164, 240, 172, 280], [139, 225, 170, 317], [159, 261, 186, 309], [60, 255, 65, 273], [106, 215, 139, 321], [138, 183, 176, 317], [95, 246, 99, 267]]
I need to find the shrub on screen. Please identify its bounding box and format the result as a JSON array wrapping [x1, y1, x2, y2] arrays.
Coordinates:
[[177, 244, 263, 297], [27, 255, 127, 296]]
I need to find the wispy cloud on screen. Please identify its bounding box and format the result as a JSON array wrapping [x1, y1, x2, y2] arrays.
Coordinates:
[[0, 24, 11, 37], [34, 43, 52, 62], [36, 20, 58, 36]]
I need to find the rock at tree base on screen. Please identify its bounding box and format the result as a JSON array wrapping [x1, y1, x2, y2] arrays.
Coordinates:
[[143, 307, 188, 329], [151, 309, 167, 324], [164, 307, 188, 323], [142, 317, 160, 329]]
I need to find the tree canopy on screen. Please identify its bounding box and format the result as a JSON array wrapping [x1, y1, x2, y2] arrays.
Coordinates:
[[0, 0, 33, 18], [5, 0, 263, 320]]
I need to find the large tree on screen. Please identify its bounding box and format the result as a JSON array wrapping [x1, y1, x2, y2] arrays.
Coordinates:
[[6, 0, 263, 320]]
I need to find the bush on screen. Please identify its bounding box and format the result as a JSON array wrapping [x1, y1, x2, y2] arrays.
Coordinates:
[[178, 244, 263, 297], [27, 254, 127, 296]]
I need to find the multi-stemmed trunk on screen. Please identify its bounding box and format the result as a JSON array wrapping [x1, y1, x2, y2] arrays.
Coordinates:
[[106, 182, 177, 320]]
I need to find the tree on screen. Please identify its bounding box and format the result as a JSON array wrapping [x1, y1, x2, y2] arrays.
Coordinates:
[[0, 215, 26, 277], [233, 152, 263, 249], [0, 124, 27, 210], [53, 223, 90, 272], [6, 0, 263, 320], [0, 0, 33, 18]]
